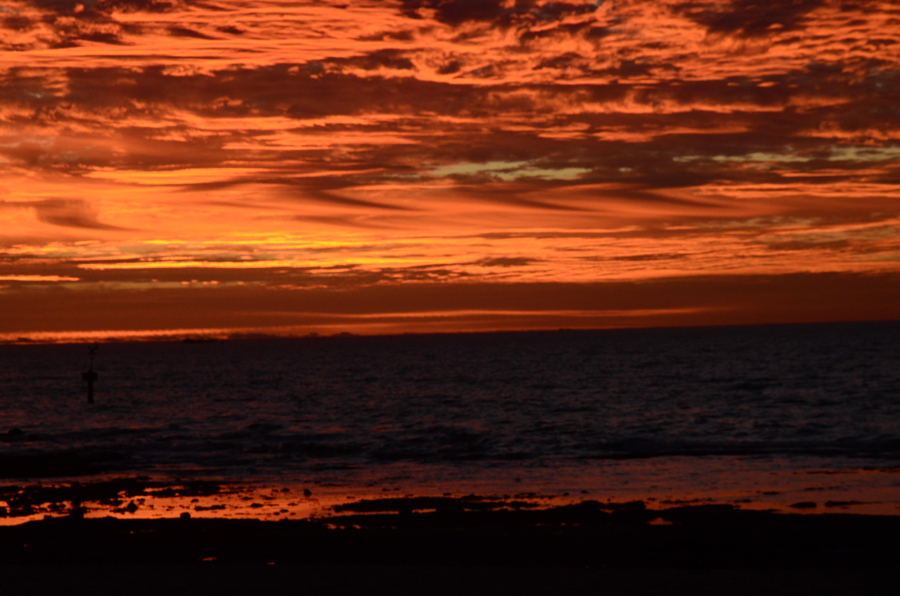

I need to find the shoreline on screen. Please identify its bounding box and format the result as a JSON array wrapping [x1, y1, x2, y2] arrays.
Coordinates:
[[3, 462, 899, 526], [4, 482, 898, 593], [3, 499, 899, 568]]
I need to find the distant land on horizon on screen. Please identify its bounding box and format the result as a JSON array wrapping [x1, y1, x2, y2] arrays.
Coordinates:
[[2, 316, 898, 346]]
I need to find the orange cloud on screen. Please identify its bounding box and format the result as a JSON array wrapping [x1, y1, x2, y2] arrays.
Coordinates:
[[2, 0, 899, 339]]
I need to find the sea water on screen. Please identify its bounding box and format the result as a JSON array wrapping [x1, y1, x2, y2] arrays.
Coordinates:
[[2, 322, 899, 518]]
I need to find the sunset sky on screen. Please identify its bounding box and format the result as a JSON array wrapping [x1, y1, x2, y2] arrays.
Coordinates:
[[2, 0, 899, 341]]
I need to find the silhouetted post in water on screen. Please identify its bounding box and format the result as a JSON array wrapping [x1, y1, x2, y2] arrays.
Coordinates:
[[82, 345, 98, 404]]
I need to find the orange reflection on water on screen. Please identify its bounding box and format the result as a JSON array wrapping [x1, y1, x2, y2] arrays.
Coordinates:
[[2, 458, 898, 526]]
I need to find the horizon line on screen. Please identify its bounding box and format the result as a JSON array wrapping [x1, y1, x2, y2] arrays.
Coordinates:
[[3, 317, 897, 346]]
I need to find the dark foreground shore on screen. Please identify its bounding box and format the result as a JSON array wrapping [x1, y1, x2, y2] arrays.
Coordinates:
[[2, 498, 899, 595]]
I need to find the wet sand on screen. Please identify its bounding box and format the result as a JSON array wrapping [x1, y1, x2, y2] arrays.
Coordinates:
[[4, 462, 899, 527], [2, 492, 898, 595]]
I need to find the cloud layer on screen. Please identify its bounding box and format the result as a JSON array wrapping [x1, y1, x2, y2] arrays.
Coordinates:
[[2, 0, 899, 338]]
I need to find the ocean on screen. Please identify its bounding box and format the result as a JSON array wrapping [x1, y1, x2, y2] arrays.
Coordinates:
[[2, 322, 899, 520]]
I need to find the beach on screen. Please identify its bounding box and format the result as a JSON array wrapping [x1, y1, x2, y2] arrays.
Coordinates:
[[2, 495, 898, 595]]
